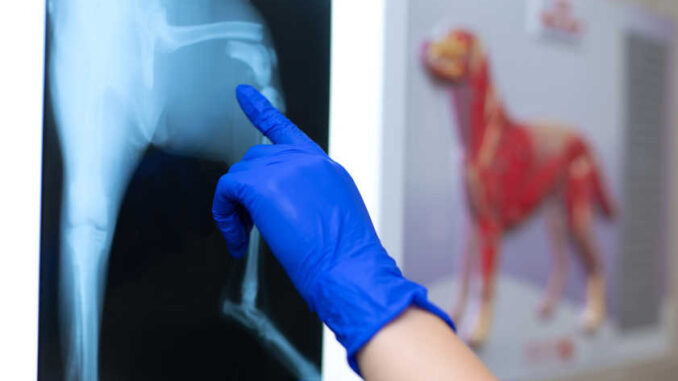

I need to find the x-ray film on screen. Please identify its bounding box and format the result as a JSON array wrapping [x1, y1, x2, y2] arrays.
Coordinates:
[[38, 1, 330, 380]]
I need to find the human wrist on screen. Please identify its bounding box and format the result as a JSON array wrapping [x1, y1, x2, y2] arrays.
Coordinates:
[[308, 246, 456, 373]]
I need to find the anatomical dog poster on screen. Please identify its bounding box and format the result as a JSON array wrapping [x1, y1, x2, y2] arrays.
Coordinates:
[[401, 0, 674, 379], [38, 1, 330, 380]]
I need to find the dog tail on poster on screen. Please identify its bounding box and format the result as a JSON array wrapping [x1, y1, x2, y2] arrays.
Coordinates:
[[590, 163, 617, 220], [568, 136, 617, 220], [580, 145, 617, 220]]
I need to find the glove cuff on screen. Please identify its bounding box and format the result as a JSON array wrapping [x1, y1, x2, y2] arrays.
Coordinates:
[[309, 248, 456, 375]]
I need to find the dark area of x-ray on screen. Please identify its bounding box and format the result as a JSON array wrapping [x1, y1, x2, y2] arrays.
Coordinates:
[[38, 1, 330, 380]]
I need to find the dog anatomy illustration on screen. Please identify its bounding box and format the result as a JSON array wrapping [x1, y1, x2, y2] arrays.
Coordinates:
[[48, 0, 318, 379], [422, 29, 616, 346]]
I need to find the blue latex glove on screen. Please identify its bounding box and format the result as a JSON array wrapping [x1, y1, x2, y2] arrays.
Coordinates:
[[212, 85, 455, 373]]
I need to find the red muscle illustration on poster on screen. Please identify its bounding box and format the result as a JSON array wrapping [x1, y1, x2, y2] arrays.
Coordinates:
[[400, 0, 674, 379], [422, 29, 616, 347]]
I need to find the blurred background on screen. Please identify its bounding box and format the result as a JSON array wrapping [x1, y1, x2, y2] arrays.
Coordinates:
[[380, 0, 678, 380]]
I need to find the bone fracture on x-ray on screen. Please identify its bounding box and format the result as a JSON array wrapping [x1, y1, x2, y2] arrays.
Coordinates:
[[48, 0, 318, 380]]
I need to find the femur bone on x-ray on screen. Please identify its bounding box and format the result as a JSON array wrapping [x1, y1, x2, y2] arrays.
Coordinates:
[[48, 0, 319, 379]]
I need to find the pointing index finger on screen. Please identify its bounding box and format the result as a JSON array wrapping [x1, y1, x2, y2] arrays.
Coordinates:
[[236, 84, 315, 147]]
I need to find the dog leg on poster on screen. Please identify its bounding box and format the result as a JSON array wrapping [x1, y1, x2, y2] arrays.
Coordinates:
[[537, 202, 570, 319], [451, 223, 478, 324], [466, 220, 500, 347], [222, 228, 320, 381], [581, 273, 605, 334], [566, 158, 606, 334]]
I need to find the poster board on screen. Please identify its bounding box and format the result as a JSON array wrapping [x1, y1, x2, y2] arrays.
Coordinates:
[[381, 0, 675, 379]]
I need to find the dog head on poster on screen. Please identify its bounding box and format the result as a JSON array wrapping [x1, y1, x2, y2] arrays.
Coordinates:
[[422, 28, 487, 83]]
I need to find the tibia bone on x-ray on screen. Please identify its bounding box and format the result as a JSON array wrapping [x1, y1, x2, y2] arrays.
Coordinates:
[[48, 0, 318, 380]]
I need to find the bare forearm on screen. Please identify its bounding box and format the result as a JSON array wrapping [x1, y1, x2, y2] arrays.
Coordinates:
[[357, 307, 497, 381]]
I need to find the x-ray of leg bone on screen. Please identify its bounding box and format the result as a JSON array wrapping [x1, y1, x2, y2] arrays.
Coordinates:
[[41, 0, 325, 379]]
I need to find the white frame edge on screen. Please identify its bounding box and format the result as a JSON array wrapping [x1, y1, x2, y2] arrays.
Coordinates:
[[323, 0, 387, 380], [0, 1, 46, 380]]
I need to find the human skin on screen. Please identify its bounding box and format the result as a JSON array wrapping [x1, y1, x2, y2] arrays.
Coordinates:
[[358, 307, 498, 381]]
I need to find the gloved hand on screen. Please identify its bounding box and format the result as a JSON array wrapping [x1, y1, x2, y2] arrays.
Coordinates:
[[212, 85, 455, 373]]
